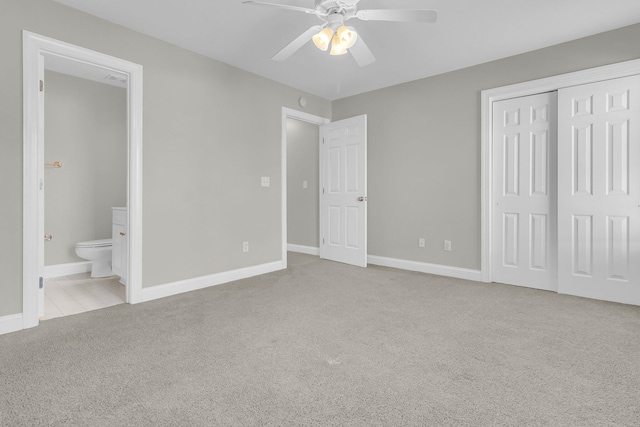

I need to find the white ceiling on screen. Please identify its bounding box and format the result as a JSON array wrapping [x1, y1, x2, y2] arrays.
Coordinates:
[[52, 0, 640, 100]]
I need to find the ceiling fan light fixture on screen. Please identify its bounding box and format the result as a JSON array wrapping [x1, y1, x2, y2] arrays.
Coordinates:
[[312, 27, 334, 51], [330, 33, 348, 56], [337, 25, 358, 49]]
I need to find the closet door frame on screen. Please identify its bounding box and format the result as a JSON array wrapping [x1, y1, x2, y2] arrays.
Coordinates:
[[481, 58, 640, 284]]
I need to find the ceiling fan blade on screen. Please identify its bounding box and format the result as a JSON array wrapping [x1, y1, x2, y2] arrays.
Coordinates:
[[349, 36, 376, 67], [271, 25, 323, 61], [356, 9, 438, 23], [242, 1, 318, 15]]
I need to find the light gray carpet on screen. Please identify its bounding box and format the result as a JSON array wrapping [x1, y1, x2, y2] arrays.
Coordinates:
[[1, 252, 639, 426]]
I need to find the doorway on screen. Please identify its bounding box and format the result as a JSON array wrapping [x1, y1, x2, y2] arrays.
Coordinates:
[[41, 60, 128, 319], [281, 108, 329, 268], [286, 117, 322, 256], [22, 32, 143, 330], [281, 108, 368, 268]]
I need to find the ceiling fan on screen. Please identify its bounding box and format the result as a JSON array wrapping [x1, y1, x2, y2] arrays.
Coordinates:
[[243, 0, 438, 66]]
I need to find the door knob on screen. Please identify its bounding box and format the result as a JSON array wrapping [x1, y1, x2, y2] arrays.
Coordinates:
[[44, 234, 53, 241], [357, 196, 367, 202], [120, 231, 126, 236]]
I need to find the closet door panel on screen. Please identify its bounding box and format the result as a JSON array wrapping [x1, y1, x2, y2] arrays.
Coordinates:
[[492, 92, 558, 290], [558, 75, 640, 305]]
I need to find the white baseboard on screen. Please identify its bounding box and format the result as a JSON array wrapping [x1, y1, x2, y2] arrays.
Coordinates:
[[287, 244, 320, 256], [140, 260, 285, 303], [0, 313, 24, 336], [44, 261, 92, 278], [367, 255, 483, 282]]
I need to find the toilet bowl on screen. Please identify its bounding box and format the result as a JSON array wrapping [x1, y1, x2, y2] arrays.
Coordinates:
[[75, 239, 113, 278]]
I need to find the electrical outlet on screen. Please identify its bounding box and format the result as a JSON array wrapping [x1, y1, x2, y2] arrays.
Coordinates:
[[444, 240, 452, 252], [303, 180, 308, 189], [418, 238, 425, 248], [243, 242, 249, 252], [261, 177, 270, 187]]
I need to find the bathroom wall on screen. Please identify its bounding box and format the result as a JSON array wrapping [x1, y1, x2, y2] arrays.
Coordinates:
[[44, 70, 127, 266], [0, 0, 331, 317], [286, 118, 319, 249]]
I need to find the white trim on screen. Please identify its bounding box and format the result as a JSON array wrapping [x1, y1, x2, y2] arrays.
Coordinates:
[[368, 255, 483, 282], [0, 314, 24, 336], [480, 58, 640, 284], [23, 31, 143, 331], [43, 262, 92, 278], [140, 261, 284, 303], [281, 107, 330, 270], [287, 244, 320, 256]]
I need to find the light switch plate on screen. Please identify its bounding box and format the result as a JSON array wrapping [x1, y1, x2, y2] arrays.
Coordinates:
[[303, 181, 308, 189]]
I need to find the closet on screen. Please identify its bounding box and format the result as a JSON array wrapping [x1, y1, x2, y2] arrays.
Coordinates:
[[491, 74, 640, 305]]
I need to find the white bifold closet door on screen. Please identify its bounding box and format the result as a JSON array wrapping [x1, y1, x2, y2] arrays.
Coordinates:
[[557, 75, 640, 305], [492, 92, 558, 290]]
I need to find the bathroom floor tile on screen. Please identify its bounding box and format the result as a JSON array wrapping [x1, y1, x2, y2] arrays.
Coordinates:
[[82, 280, 124, 305], [46, 284, 86, 316], [42, 274, 125, 321], [63, 283, 110, 310], [43, 294, 64, 320]]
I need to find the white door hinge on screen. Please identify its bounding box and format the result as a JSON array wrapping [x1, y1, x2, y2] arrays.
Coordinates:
[[39, 80, 44, 92]]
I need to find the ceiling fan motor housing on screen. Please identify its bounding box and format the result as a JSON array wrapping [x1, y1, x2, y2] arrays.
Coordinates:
[[315, 0, 358, 17]]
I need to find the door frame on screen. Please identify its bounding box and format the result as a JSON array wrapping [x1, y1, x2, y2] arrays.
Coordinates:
[[281, 107, 330, 269], [23, 31, 144, 329], [481, 58, 640, 283]]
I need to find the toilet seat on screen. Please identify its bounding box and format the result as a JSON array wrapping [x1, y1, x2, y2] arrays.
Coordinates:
[[76, 238, 112, 249]]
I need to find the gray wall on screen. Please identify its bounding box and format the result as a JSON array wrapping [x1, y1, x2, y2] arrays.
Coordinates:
[[2, 0, 640, 319], [44, 70, 127, 266], [0, 0, 331, 317], [333, 23, 640, 270], [286, 119, 319, 248]]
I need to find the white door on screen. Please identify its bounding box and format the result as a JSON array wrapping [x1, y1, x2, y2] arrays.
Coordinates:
[[492, 92, 558, 290], [558, 75, 640, 305], [320, 115, 367, 267]]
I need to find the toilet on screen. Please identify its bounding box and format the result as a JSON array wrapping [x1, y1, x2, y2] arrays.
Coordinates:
[[75, 239, 114, 278]]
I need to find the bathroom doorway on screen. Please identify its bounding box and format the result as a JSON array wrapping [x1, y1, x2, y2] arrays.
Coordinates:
[[23, 32, 143, 330], [41, 58, 127, 320]]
